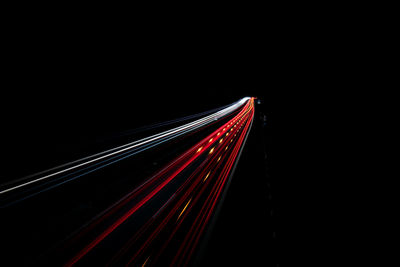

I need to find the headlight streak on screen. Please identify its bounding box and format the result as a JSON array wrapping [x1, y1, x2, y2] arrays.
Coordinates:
[[0, 97, 250, 198], [63, 99, 253, 266], [155, 100, 253, 264], [126, 98, 255, 266], [7, 97, 255, 266]]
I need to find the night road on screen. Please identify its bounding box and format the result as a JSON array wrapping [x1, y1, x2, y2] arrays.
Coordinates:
[[3, 14, 369, 266], [0, 95, 276, 266]]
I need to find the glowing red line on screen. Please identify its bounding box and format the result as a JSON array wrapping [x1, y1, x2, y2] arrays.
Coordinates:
[[126, 125, 240, 264], [65, 142, 207, 266], [66, 108, 242, 263], [126, 100, 253, 265], [174, 100, 255, 265], [173, 124, 247, 264], [142, 138, 234, 263], [125, 153, 220, 264], [184, 110, 254, 264], [64, 137, 207, 249], [67, 99, 254, 266]]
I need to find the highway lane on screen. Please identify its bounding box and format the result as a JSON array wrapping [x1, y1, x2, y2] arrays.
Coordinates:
[[0, 97, 249, 200], [0, 97, 255, 266]]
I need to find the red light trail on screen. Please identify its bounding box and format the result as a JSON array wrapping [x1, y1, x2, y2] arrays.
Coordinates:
[[0, 97, 256, 266], [61, 97, 256, 266]]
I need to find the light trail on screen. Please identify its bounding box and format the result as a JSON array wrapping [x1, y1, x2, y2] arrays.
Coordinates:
[[0, 98, 250, 203], [1, 97, 256, 266], [177, 198, 192, 221]]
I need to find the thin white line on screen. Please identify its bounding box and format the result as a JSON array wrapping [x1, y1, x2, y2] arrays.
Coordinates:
[[0, 98, 250, 195]]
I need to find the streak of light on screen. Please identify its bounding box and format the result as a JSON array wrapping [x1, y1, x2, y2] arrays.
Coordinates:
[[0, 97, 251, 196], [40, 97, 255, 266], [203, 172, 211, 182], [177, 198, 192, 220], [142, 256, 150, 267], [170, 104, 255, 265]]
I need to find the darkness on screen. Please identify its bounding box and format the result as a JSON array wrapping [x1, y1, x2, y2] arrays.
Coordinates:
[[0, 19, 293, 266], [3, 6, 382, 265]]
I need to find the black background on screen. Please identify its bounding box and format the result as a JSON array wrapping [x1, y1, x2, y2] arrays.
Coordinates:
[[0, 18, 307, 266], [2, 5, 385, 266]]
